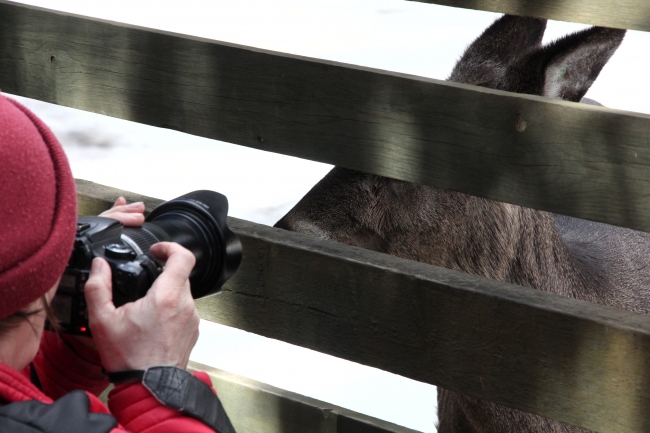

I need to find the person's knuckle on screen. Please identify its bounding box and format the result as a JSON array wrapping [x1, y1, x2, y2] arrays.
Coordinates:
[[177, 295, 194, 311], [88, 312, 108, 330], [154, 292, 180, 312], [188, 308, 199, 324], [175, 299, 197, 320], [185, 250, 196, 267]]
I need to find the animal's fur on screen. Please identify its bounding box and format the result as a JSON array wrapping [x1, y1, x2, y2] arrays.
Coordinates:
[[275, 15, 638, 433]]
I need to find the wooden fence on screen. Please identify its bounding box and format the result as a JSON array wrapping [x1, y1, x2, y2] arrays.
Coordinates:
[[3, 1, 650, 432]]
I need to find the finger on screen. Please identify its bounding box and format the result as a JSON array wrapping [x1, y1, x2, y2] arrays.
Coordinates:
[[124, 201, 145, 212], [102, 201, 145, 215], [85, 258, 115, 319], [100, 200, 145, 226], [113, 197, 127, 207], [116, 213, 146, 227], [149, 243, 196, 293]]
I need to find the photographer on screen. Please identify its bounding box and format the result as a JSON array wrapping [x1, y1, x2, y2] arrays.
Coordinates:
[[0, 94, 234, 432]]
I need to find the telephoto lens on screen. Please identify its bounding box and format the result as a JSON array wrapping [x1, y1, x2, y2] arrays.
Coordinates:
[[122, 190, 242, 301], [53, 190, 242, 335]]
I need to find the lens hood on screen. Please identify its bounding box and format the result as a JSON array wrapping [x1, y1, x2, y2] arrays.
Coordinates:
[[146, 190, 242, 298]]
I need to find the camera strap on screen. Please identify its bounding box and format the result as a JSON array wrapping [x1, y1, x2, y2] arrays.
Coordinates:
[[107, 366, 236, 433]]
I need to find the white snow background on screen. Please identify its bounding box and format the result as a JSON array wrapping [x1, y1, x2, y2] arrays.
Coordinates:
[[9, 1, 650, 431]]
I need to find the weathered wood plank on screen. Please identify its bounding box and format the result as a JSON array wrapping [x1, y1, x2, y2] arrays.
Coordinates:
[[4, 1, 650, 232], [408, 0, 650, 32], [77, 180, 650, 433], [187, 362, 422, 433], [98, 359, 420, 432]]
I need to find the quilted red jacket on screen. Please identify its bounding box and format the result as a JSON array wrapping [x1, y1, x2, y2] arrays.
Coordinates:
[[0, 331, 219, 432]]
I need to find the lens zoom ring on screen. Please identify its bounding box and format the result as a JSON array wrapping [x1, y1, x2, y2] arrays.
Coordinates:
[[122, 227, 160, 253]]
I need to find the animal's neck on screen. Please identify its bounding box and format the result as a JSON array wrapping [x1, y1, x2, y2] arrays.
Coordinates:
[[494, 206, 580, 297], [397, 198, 582, 298]]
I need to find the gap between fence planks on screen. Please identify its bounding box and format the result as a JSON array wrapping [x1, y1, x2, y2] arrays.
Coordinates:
[[187, 361, 422, 433], [408, 0, 650, 32], [78, 179, 650, 433], [3, 1, 650, 233]]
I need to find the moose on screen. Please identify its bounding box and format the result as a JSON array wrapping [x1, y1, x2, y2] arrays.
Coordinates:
[[275, 15, 643, 433]]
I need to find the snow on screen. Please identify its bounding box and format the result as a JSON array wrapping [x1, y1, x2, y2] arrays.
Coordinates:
[[8, 1, 650, 431]]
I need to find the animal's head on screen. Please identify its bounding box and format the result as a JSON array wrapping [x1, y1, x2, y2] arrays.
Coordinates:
[[275, 15, 625, 273]]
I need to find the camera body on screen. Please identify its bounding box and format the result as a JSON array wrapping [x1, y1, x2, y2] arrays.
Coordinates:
[[52, 191, 242, 336], [54, 217, 163, 335]]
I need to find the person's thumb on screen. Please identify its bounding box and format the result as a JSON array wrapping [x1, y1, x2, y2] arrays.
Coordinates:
[[84, 258, 115, 320]]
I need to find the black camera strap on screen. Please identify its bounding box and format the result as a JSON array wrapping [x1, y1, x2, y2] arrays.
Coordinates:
[[108, 366, 236, 433], [106, 369, 145, 383]]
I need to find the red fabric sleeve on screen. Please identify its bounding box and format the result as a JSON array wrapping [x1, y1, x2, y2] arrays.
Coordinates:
[[31, 331, 109, 399], [32, 333, 219, 433], [108, 372, 219, 433], [83, 391, 131, 433]]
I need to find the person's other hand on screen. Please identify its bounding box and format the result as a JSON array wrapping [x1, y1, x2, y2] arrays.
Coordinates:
[[99, 197, 145, 227], [73, 198, 144, 350], [84, 242, 199, 372]]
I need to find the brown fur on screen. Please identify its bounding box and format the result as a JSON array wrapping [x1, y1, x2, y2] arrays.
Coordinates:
[[275, 15, 639, 433]]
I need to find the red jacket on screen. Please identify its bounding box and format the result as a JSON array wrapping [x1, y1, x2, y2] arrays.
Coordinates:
[[0, 331, 220, 432]]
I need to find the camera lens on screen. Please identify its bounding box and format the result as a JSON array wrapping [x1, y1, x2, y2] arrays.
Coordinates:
[[121, 190, 242, 298]]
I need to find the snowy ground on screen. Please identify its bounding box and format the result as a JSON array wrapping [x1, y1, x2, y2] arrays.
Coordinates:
[[10, 1, 650, 432]]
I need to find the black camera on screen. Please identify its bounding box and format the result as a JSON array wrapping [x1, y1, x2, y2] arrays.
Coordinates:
[[52, 190, 242, 336]]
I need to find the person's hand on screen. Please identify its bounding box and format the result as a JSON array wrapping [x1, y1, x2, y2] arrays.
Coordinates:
[[99, 197, 145, 227], [72, 198, 145, 349], [84, 242, 200, 372]]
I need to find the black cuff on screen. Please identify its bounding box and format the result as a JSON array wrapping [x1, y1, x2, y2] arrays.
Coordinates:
[[107, 366, 236, 433], [106, 369, 144, 384]]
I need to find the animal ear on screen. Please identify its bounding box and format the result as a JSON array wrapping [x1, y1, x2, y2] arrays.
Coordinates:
[[502, 27, 625, 101], [448, 15, 547, 87]]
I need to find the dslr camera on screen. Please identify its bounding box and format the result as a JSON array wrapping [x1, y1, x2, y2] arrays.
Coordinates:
[[52, 190, 242, 335]]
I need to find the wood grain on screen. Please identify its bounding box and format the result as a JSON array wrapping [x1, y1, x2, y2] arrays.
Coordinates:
[[3, 1, 650, 232], [78, 180, 650, 433], [408, 0, 650, 32]]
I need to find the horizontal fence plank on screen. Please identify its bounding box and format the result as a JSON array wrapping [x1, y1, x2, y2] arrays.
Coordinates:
[[3, 2, 650, 233], [104, 360, 420, 432], [409, 0, 650, 32], [78, 180, 650, 433], [187, 362, 422, 433]]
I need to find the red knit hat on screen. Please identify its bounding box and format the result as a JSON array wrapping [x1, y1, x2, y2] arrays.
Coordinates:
[[0, 94, 77, 320]]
